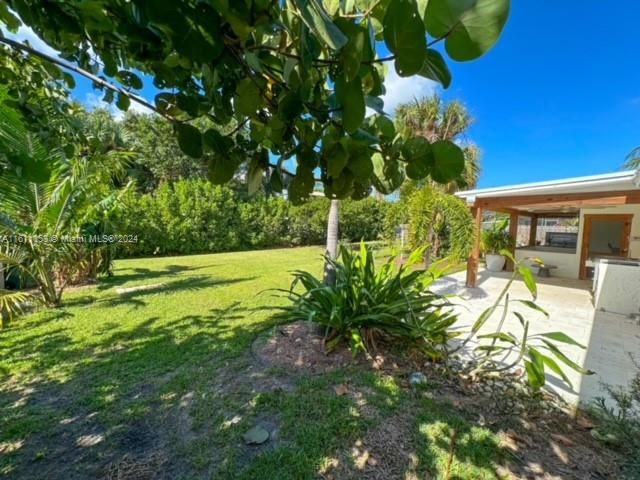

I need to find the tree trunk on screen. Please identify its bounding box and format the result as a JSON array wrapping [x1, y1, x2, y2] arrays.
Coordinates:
[[323, 199, 340, 286]]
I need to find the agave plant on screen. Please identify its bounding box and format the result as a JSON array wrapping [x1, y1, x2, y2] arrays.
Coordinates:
[[0, 97, 132, 318], [278, 242, 459, 358]]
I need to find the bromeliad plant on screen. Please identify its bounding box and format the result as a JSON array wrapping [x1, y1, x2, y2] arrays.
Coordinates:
[[456, 251, 594, 390], [278, 243, 459, 358]]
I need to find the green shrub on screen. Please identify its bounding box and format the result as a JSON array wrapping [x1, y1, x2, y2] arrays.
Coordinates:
[[288, 197, 330, 246], [591, 360, 640, 477], [340, 197, 389, 242], [277, 243, 458, 358], [114, 180, 243, 256], [382, 200, 409, 243], [239, 197, 290, 248], [407, 186, 475, 261], [113, 181, 390, 257]]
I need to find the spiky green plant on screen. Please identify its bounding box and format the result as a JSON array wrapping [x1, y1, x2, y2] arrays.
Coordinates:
[[277, 243, 459, 358]]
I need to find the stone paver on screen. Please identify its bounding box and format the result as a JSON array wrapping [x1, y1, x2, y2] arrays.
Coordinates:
[[433, 268, 640, 407]]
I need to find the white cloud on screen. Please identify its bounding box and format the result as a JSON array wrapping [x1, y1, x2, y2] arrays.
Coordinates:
[[381, 68, 439, 115], [84, 92, 153, 121]]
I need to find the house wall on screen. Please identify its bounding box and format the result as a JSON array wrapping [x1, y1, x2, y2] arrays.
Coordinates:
[[515, 203, 640, 279]]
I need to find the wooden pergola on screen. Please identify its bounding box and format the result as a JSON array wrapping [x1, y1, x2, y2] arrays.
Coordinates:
[[457, 171, 640, 287]]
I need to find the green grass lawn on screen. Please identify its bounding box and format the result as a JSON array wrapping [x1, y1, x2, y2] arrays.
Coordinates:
[[0, 247, 508, 480]]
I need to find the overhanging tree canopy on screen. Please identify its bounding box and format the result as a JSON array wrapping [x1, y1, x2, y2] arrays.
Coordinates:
[[0, 0, 510, 202]]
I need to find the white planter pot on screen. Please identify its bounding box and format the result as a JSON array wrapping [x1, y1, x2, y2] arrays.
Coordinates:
[[485, 254, 506, 272]]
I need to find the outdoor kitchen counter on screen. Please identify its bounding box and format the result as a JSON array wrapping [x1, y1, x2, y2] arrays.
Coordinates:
[[516, 246, 576, 254]]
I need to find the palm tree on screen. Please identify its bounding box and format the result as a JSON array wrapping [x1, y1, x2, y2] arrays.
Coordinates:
[[624, 146, 640, 170], [396, 95, 480, 193], [394, 95, 480, 264], [0, 101, 131, 317]]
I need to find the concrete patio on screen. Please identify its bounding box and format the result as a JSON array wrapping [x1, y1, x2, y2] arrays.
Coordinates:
[[433, 268, 640, 406]]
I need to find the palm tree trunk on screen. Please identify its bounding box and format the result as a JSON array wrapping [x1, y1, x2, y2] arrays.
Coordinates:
[[323, 199, 340, 286]]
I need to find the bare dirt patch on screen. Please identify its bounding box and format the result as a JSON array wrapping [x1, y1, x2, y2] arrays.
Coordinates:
[[101, 451, 167, 480], [252, 321, 360, 374]]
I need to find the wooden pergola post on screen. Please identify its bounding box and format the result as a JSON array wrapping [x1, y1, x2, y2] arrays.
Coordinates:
[[466, 206, 482, 287], [506, 212, 518, 271], [528, 214, 538, 247]]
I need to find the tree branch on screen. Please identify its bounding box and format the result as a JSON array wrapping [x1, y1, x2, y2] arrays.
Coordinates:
[[0, 36, 174, 122]]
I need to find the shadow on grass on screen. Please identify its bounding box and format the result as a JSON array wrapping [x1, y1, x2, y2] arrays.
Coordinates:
[[0, 280, 266, 479], [61, 275, 256, 312], [97, 264, 220, 291]]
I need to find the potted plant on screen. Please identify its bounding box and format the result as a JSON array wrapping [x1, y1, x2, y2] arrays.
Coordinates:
[[481, 218, 514, 272]]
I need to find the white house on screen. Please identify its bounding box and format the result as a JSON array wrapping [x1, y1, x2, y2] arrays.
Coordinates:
[[456, 170, 640, 314]]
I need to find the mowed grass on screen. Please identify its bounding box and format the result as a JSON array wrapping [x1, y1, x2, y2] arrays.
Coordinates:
[[0, 247, 507, 479]]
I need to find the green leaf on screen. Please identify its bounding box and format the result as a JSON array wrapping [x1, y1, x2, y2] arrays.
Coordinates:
[[512, 299, 549, 317], [418, 49, 451, 88], [278, 91, 304, 120], [62, 73, 76, 89], [203, 128, 227, 154], [477, 332, 517, 344], [425, 0, 510, 62], [335, 76, 365, 133], [430, 140, 464, 183], [207, 155, 237, 184], [371, 153, 404, 194], [471, 306, 494, 332], [248, 165, 263, 195], [0, 4, 21, 31], [175, 123, 203, 158], [524, 360, 544, 389], [373, 115, 395, 140], [383, 0, 427, 76], [235, 78, 262, 117], [401, 137, 433, 180], [288, 167, 315, 204], [248, 151, 267, 195], [541, 340, 595, 375], [293, 0, 348, 50], [348, 151, 373, 180], [116, 92, 131, 111], [517, 264, 537, 299], [337, 20, 367, 82], [270, 168, 283, 193], [532, 347, 573, 389], [116, 70, 143, 89], [326, 142, 349, 178], [538, 332, 586, 349]]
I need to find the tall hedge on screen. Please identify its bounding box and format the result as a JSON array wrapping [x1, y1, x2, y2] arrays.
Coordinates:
[[114, 180, 389, 258]]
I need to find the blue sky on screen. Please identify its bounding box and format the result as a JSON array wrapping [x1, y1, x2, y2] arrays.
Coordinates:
[[439, 1, 640, 187], [6, 1, 639, 188]]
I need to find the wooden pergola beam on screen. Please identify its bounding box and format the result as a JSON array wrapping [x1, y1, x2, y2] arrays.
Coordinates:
[[475, 190, 640, 210]]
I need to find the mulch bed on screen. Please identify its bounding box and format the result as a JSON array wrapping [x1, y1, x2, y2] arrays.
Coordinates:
[[252, 320, 623, 480], [252, 321, 361, 374]]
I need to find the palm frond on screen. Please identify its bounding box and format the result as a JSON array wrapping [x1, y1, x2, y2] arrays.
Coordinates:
[[0, 289, 37, 322]]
